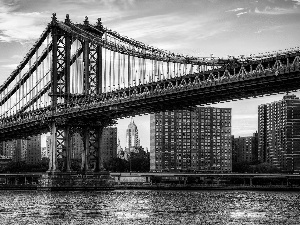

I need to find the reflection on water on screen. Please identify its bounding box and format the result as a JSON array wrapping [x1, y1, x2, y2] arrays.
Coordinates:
[[0, 190, 299, 224]]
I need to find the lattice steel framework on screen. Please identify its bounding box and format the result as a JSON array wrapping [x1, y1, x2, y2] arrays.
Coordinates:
[[0, 13, 299, 173], [47, 14, 106, 173]]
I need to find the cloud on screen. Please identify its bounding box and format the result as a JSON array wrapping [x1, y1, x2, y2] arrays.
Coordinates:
[[109, 12, 231, 53], [0, 0, 137, 43], [254, 25, 283, 34], [226, 7, 244, 12], [0, 2, 48, 43], [226, 7, 248, 17], [236, 11, 248, 17], [293, 0, 300, 5], [1, 63, 18, 68], [11, 54, 23, 59], [254, 6, 297, 15]]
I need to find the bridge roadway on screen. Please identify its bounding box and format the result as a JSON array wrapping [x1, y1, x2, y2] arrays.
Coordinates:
[[1, 63, 300, 141]]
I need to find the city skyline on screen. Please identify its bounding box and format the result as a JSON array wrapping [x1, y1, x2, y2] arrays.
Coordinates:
[[0, 0, 300, 149]]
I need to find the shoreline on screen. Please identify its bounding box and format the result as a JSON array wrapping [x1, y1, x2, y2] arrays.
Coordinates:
[[0, 184, 299, 191], [113, 184, 300, 192]]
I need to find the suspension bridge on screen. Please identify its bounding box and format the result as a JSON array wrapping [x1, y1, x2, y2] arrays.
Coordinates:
[[0, 14, 299, 173]]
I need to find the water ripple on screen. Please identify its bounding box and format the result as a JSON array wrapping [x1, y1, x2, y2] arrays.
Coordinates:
[[0, 190, 298, 224]]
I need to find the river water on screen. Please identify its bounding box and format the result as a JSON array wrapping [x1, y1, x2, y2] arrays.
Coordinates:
[[0, 190, 299, 224]]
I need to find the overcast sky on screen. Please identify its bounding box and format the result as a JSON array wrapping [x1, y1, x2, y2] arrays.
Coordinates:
[[0, 0, 300, 149]]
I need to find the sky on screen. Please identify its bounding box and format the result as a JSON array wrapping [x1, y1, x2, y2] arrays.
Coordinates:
[[0, 0, 300, 149]]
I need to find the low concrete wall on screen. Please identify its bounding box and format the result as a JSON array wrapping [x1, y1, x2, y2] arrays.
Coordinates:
[[115, 176, 147, 183]]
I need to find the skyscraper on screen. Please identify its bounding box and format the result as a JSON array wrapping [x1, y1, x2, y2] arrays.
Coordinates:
[[258, 94, 300, 172], [150, 107, 232, 172], [126, 118, 140, 150]]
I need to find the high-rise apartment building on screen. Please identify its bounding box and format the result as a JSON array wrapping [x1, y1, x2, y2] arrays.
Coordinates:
[[0, 142, 3, 156], [100, 127, 118, 165], [258, 94, 300, 172], [71, 133, 83, 159], [13, 139, 22, 162], [23, 135, 41, 164], [1, 136, 41, 164], [41, 147, 47, 158], [233, 132, 258, 163], [2, 141, 14, 159], [150, 107, 232, 172]]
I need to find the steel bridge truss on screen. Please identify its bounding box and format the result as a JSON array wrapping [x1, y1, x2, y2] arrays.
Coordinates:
[[0, 14, 299, 173]]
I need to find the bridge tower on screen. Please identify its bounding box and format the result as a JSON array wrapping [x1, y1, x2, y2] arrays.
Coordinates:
[[48, 14, 108, 173]]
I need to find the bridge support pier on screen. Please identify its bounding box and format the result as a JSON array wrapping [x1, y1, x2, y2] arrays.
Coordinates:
[[47, 120, 105, 174], [65, 126, 72, 172], [47, 122, 60, 173], [81, 126, 104, 173]]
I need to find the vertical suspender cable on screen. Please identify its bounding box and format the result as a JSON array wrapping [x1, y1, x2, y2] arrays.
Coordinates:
[[36, 48, 39, 109], [174, 62, 176, 78], [42, 59, 44, 107], [162, 60, 165, 80], [19, 70, 21, 111], [157, 60, 160, 81], [167, 61, 169, 79], [29, 58, 32, 109], [76, 51, 79, 94], [133, 56, 135, 85], [103, 41, 107, 93], [151, 59, 154, 82], [154, 59, 158, 82], [128, 51, 131, 87], [109, 49, 112, 91], [75, 50, 78, 94], [118, 52, 120, 89], [77, 55, 80, 94], [139, 57, 142, 85], [123, 53, 125, 88], [113, 50, 116, 90], [142, 57, 145, 84], [46, 35, 49, 106], [190, 64, 193, 74]]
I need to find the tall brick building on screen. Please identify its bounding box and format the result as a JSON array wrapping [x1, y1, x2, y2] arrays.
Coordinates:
[[100, 127, 118, 165], [258, 94, 300, 172], [232, 132, 258, 164], [1, 135, 41, 164], [150, 107, 232, 172]]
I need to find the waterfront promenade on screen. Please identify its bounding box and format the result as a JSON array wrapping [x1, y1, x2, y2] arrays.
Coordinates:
[[0, 172, 299, 191]]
